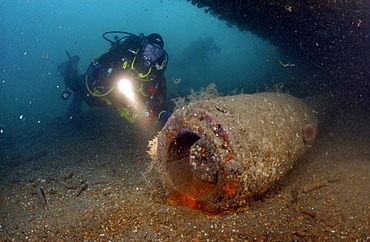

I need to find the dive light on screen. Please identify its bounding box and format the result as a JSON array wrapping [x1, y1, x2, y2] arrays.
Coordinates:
[[118, 79, 134, 100]]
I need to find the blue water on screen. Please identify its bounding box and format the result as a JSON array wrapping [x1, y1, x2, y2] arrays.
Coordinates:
[[0, 0, 292, 135]]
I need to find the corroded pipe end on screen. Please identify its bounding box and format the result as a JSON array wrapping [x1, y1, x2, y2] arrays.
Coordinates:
[[156, 108, 236, 213]]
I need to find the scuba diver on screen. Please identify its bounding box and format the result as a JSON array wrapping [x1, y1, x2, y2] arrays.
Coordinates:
[[57, 31, 171, 125]]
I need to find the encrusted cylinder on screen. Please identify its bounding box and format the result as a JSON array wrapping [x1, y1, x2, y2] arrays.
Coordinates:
[[156, 93, 317, 214]]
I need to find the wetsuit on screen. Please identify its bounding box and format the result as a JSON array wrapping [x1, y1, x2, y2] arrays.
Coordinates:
[[59, 35, 169, 124]]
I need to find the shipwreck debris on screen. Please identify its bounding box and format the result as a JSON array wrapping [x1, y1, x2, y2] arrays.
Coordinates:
[[35, 185, 47, 207], [156, 93, 317, 213], [76, 182, 88, 197]]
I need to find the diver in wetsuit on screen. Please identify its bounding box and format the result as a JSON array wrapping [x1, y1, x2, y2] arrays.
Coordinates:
[[57, 31, 171, 125]]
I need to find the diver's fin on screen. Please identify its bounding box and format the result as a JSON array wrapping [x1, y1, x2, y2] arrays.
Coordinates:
[[65, 50, 71, 58], [57, 52, 80, 76]]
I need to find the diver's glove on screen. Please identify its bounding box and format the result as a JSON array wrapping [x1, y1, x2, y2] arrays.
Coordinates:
[[159, 111, 171, 125]]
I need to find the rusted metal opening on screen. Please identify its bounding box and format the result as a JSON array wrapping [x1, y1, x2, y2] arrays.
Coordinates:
[[164, 130, 217, 201]]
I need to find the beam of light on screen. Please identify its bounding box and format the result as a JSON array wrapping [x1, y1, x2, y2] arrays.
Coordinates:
[[118, 79, 134, 100]]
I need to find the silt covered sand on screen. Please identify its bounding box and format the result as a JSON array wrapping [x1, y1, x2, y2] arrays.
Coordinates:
[[0, 95, 369, 241]]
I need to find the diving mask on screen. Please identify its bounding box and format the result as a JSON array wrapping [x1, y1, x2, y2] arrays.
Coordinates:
[[142, 42, 163, 61]]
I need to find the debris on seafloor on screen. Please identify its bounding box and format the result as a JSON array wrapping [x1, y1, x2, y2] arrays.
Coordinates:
[[64, 171, 74, 180], [300, 180, 328, 193], [35, 185, 47, 207], [76, 182, 88, 197], [155, 93, 318, 214]]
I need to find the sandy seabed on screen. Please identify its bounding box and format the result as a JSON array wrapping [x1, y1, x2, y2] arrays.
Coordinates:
[[0, 103, 369, 241]]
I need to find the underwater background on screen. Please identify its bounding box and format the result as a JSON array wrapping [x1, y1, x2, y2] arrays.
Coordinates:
[[1, 0, 292, 138], [1, 0, 369, 240]]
